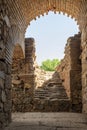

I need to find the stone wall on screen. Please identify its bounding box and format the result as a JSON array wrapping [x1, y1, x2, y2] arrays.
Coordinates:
[[0, 1, 13, 129], [12, 68, 71, 112], [35, 65, 54, 89], [12, 38, 36, 112], [57, 33, 82, 112], [57, 46, 71, 98], [80, 1, 87, 113]]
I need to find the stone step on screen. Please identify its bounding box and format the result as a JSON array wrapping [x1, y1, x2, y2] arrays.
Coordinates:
[[34, 71, 69, 106], [34, 89, 67, 95], [34, 87, 68, 93], [34, 94, 67, 98], [6, 112, 87, 130], [34, 97, 69, 100], [47, 82, 62, 86], [44, 87, 66, 91], [34, 95, 68, 99]]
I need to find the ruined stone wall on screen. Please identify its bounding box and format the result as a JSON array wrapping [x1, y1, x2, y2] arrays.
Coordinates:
[[12, 68, 71, 112], [69, 34, 82, 112], [0, 1, 13, 129], [11, 37, 71, 112], [80, 1, 87, 113], [12, 38, 36, 112], [57, 47, 71, 98], [35, 65, 54, 89], [12, 34, 82, 113], [57, 33, 82, 112]]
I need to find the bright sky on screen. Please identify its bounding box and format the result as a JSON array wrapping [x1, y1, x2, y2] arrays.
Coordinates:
[[25, 11, 79, 65]]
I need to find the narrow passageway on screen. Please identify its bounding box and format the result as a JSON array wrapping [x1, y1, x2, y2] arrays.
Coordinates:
[[0, 1, 87, 130], [6, 113, 87, 130], [11, 34, 82, 113]]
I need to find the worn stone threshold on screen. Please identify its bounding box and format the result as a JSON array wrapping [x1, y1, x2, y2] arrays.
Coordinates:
[[5, 112, 87, 130]]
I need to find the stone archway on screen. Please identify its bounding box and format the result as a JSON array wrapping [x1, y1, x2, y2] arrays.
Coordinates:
[[11, 39, 36, 112], [11, 43, 25, 76], [0, 0, 87, 129], [11, 44, 25, 112]]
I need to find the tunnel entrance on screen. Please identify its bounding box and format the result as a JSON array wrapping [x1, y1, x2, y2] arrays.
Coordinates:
[[0, 1, 87, 130], [11, 12, 82, 113]]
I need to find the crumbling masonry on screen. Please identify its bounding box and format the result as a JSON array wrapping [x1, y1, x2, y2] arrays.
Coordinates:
[[11, 33, 82, 113]]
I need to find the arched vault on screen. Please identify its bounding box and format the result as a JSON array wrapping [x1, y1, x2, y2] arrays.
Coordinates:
[[7, 0, 83, 32], [12, 44, 24, 60]]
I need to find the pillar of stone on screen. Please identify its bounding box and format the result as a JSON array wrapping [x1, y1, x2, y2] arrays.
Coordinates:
[[11, 38, 36, 112], [24, 38, 36, 96], [0, 0, 13, 129], [80, 1, 87, 113], [69, 34, 82, 112], [57, 33, 82, 112]]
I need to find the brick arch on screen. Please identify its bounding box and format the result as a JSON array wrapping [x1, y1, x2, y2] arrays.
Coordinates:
[[12, 44, 24, 61], [25, 11, 80, 36], [9, 25, 25, 56], [21, 0, 82, 31], [7, 0, 83, 33], [12, 44, 25, 76]]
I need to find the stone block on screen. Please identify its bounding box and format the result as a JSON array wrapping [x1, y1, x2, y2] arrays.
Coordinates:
[[7, 64, 11, 74], [5, 89, 11, 100], [4, 101, 12, 112], [2, 90, 6, 103], [0, 50, 5, 59], [83, 104, 87, 113], [0, 102, 3, 112], [0, 113, 5, 123], [0, 78, 4, 89], [0, 61, 7, 73], [82, 27, 87, 43], [82, 62, 87, 73], [0, 88, 2, 101], [5, 75, 11, 89]]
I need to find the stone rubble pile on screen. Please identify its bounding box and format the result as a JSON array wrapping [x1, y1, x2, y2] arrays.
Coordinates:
[[35, 65, 54, 89], [12, 68, 70, 112], [34, 71, 68, 100], [33, 71, 70, 112]]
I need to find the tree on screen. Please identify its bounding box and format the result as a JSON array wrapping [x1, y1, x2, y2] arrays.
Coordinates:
[[40, 59, 60, 71]]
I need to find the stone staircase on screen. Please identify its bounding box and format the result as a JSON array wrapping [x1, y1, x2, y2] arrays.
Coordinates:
[[33, 72, 70, 112], [34, 81, 68, 100]]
